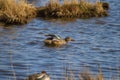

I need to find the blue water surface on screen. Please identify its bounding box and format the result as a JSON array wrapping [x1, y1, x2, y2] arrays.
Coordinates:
[[0, 0, 120, 80]]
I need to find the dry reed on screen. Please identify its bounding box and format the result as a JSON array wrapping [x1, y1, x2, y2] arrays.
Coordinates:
[[64, 64, 120, 80], [0, 0, 36, 24], [9, 51, 17, 80], [37, 0, 109, 18], [65, 66, 104, 80], [0, 0, 109, 24]]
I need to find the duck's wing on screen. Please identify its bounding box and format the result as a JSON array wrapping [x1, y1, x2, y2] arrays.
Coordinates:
[[54, 34, 62, 39], [45, 34, 62, 40], [45, 34, 56, 37], [45, 34, 56, 40]]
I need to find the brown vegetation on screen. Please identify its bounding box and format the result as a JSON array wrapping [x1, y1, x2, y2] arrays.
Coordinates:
[[64, 65, 120, 80], [64, 66, 104, 80], [37, 0, 109, 18], [0, 0, 36, 24], [0, 0, 109, 24]]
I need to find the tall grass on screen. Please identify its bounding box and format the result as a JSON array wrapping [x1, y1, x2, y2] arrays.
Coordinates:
[[26, 65, 119, 80], [0, 0, 109, 24], [37, 0, 109, 18], [64, 65, 120, 80], [0, 0, 36, 24], [64, 65, 104, 80]]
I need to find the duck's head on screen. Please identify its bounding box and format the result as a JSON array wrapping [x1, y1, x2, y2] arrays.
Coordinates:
[[65, 37, 75, 42], [41, 71, 47, 74]]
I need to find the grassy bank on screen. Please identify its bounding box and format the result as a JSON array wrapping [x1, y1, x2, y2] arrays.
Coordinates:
[[0, 0, 36, 24], [0, 0, 109, 24], [37, 0, 109, 18]]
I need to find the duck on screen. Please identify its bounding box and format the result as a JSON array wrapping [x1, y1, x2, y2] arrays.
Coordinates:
[[27, 71, 50, 80], [44, 34, 74, 47]]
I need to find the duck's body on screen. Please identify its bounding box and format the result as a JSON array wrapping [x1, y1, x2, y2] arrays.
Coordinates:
[[44, 39, 66, 46], [44, 34, 74, 47], [27, 71, 50, 80]]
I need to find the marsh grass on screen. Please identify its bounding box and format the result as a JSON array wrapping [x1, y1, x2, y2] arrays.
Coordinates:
[[64, 65, 104, 80], [64, 64, 120, 80], [0, 0, 109, 24], [37, 0, 109, 18], [0, 0, 36, 24], [8, 57, 119, 80]]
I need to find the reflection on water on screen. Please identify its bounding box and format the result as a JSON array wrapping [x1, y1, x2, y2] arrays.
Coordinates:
[[0, 0, 120, 80]]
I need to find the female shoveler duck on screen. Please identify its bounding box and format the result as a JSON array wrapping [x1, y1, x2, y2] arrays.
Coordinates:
[[44, 34, 74, 47], [27, 71, 50, 80]]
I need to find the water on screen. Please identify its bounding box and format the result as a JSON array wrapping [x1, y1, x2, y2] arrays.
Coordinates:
[[0, 0, 120, 80]]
